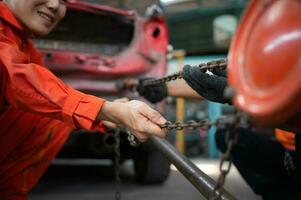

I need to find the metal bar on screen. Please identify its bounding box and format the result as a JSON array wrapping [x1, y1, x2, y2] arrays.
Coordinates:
[[150, 136, 236, 200]]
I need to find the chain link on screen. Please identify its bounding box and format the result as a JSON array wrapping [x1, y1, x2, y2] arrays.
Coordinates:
[[126, 130, 140, 147], [119, 56, 245, 199], [211, 137, 234, 200], [121, 114, 247, 200], [160, 113, 246, 200], [159, 114, 246, 131], [141, 58, 228, 87], [283, 151, 296, 177], [114, 128, 121, 200], [211, 113, 240, 200], [160, 119, 211, 130]]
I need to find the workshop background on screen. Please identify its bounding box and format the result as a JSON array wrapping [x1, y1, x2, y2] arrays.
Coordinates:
[[30, 0, 260, 200]]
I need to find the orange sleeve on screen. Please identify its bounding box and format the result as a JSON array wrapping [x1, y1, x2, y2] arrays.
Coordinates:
[[0, 33, 105, 130]]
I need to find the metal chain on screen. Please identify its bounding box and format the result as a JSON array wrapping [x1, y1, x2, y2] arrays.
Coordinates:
[[122, 55, 246, 199], [141, 71, 183, 87], [159, 114, 246, 131], [126, 130, 140, 147], [283, 151, 296, 177], [114, 128, 121, 200], [210, 127, 237, 200], [160, 119, 212, 130], [160, 113, 246, 200], [141, 58, 228, 87], [210, 113, 240, 200]]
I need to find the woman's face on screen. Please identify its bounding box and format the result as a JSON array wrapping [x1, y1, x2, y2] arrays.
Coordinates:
[[5, 0, 67, 36]]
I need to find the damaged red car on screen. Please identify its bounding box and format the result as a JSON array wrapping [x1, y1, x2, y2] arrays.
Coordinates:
[[34, 0, 170, 184]]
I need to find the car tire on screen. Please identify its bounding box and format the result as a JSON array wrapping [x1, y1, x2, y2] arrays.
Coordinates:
[[134, 141, 170, 185]]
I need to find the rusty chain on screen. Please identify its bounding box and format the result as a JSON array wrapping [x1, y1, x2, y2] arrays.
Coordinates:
[[157, 114, 248, 200], [124, 115, 246, 200], [160, 113, 246, 200], [210, 113, 240, 200], [121, 57, 245, 199], [159, 113, 247, 131], [114, 128, 121, 200], [210, 133, 235, 200], [125, 114, 244, 148], [140, 58, 228, 87]]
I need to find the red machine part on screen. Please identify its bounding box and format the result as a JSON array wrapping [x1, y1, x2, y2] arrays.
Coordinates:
[[38, 1, 169, 93], [40, 12, 168, 77], [228, 0, 301, 125]]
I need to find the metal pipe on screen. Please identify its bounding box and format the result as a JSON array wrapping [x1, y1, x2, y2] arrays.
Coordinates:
[[150, 136, 236, 200]]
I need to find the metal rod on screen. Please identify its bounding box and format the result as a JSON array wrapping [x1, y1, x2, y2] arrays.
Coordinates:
[[150, 136, 236, 200]]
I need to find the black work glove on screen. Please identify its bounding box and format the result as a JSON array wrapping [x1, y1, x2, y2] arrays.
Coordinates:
[[136, 78, 168, 104], [182, 64, 230, 103]]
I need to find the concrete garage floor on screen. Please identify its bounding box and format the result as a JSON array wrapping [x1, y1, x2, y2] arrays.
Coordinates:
[[30, 158, 261, 200]]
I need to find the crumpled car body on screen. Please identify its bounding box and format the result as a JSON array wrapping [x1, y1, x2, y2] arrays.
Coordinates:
[[35, 1, 168, 94]]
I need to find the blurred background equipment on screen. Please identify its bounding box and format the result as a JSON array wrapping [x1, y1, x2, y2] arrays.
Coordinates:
[[83, 0, 161, 14], [161, 0, 246, 54], [213, 14, 237, 48]]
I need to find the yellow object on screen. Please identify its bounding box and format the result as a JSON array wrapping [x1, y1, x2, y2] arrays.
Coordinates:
[[172, 50, 186, 154]]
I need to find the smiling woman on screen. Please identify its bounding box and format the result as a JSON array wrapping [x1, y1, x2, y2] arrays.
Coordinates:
[[4, 0, 67, 36], [0, 0, 168, 199]]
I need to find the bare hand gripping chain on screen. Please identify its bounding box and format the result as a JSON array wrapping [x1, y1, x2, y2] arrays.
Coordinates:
[[141, 58, 228, 87]]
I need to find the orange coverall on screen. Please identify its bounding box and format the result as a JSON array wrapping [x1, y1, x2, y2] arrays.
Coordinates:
[[0, 3, 105, 199]]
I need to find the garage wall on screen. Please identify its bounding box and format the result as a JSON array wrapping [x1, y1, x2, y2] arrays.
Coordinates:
[[82, 0, 161, 14]]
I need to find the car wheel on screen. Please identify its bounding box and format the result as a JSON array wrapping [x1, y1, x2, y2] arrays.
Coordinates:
[[134, 141, 170, 184]]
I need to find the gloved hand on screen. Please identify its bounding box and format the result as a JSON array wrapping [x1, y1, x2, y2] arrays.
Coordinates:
[[136, 78, 168, 103], [182, 65, 230, 103]]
